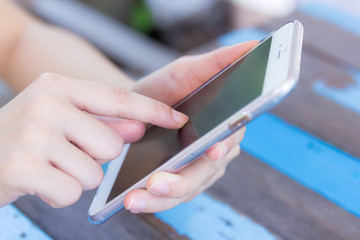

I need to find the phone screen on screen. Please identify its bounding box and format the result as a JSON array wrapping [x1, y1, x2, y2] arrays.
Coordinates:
[[106, 37, 272, 203]]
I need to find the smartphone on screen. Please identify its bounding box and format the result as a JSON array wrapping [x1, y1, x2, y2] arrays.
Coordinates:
[[89, 20, 303, 224]]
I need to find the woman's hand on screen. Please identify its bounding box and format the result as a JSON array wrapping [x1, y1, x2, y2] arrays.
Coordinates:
[[124, 41, 257, 213], [0, 73, 188, 208]]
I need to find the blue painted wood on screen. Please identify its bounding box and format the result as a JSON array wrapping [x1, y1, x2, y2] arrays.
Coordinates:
[[217, 28, 268, 46], [300, 2, 360, 36], [0, 204, 52, 240], [155, 194, 276, 240], [242, 113, 360, 217], [313, 67, 360, 115]]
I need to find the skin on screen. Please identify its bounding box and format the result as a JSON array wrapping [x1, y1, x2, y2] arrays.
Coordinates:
[[0, 0, 257, 213], [127, 42, 257, 213]]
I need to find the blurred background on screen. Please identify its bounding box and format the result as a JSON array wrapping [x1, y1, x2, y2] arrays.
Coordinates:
[[2, 0, 360, 239], [16, 0, 359, 76], [77, 0, 358, 51]]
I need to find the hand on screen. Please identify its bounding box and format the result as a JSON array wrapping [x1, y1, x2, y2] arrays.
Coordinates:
[[124, 41, 257, 213], [0, 73, 188, 208]]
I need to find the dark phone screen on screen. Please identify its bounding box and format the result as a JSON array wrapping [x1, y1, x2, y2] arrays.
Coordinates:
[[107, 37, 272, 203]]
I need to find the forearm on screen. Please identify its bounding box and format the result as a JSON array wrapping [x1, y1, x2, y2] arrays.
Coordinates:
[[0, 0, 134, 93]]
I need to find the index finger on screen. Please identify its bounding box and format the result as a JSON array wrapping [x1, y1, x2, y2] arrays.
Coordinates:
[[35, 73, 188, 129]]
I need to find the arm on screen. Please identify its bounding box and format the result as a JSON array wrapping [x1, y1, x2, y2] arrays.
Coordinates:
[[0, 0, 134, 92]]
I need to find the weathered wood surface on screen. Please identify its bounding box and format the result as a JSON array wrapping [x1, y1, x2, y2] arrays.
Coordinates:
[[262, 12, 360, 70], [208, 152, 360, 240], [262, 12, 360, 159], [271, 52, 360, 159], [208, 11, 360, 240], [15, 191, 186, 240], [10, 2, 360, 240]]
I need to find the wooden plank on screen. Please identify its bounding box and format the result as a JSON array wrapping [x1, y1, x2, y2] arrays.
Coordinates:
[[14, 191, 169, 240], [271, 51, 360, 159], [155, 193, 279, 240], [140, 214, 190, 240], [8, 3, 360, 240], [0, 204, 51, 239], [242, 113, 360, 216], [261, 11, 360, 70], [207, 152, 360, 240]]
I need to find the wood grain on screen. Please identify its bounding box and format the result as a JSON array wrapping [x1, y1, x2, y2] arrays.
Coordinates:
[[208, 152, 360, 240], [271, 51, 360, 159], [140, 214, 190, 240], [9, 4, 360, 240], [262, 12, 360, 70], [14, 191, 171, 240]]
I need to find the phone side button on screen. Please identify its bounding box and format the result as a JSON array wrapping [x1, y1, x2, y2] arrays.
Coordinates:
[[229, 114, 250, 130]]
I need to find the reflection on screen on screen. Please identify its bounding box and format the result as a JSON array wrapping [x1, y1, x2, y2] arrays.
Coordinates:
[[107, 37, 272, 203]]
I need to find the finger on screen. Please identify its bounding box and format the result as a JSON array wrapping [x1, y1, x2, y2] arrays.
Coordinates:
[[124, 188, 186, 213], [95, 116, 145, 143], [146, 154, 219, 198], [186, 147, 241, 202], [125, 147, 241, 213], [182, 149, 239, 204], [24, 164, 83, 208], [146, 145, 241, 198], [135, 41, 258, 105], [206, 127, 245, 161], [35, 73, 188, 129], [60, 104, 125, 162], [48, 138, 103, 190]]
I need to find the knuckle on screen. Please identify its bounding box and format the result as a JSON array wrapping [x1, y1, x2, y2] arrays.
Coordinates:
[[176, 55, 204, 86], [154, 100, 169, 116], [112, 87, 129, 105], [168, 56, 193, 82], [154, 101, 175, 126], [35, 72, 63, 87], [24, 94, 63, 120]]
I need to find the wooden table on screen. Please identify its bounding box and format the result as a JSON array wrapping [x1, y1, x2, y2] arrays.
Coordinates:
[[12, 2, 360, 240]]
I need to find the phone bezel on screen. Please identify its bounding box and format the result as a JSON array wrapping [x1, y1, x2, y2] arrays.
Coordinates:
[[88, 20, 304, 224]]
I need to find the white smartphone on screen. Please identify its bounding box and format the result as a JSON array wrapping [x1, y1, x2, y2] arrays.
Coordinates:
[[89, 20, 303, 224]]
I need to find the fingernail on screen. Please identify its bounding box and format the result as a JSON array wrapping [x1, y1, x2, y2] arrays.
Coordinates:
[[149, 180, 170, 196], [217, 143, 229, 160], [126, 196, 148, 213], [172, 110, 189, 126]]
